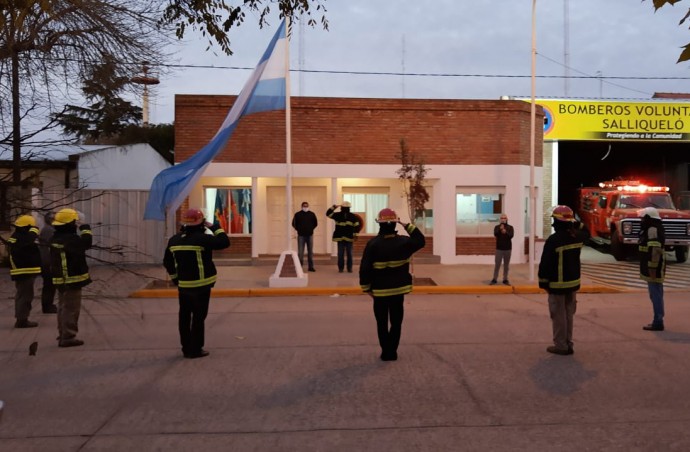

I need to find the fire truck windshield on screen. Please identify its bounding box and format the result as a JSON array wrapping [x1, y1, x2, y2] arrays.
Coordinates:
[[617, 194, 675, 210]]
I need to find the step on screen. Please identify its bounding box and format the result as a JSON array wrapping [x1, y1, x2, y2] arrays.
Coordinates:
[[215, 254, 440, 267]]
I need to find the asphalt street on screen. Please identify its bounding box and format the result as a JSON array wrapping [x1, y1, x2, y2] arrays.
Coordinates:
[[2, 289, 690, 451]]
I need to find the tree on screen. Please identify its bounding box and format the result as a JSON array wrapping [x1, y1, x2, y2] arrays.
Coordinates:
[[54, 55, 143, 142], [395, 138, 430, 226], [646, 0, 690, 62], [116, 123, 175, 163], [1, 1, 328, 186], [0, 1, 170, 185], [160, 0, 329, 55]]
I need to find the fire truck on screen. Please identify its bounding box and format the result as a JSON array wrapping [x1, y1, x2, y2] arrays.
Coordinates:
[[576, 180, 690, 262]]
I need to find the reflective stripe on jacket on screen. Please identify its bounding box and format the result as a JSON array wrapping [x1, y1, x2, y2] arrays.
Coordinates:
[[50, 224, 93, 288], [326, 207, 360, 242], [8, 226, 41, 280], [359, 224, 425, 297], [639, 222, 665, 284], [538, 223, 589, 294], [164, 225, 230, 289]]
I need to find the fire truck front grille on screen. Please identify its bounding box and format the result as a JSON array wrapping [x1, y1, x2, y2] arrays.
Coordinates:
[[627, 221, 689, 238]]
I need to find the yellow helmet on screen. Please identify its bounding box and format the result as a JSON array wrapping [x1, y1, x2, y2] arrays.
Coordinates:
[[14, 215, 36, 227], [53, 208, 79, 226]]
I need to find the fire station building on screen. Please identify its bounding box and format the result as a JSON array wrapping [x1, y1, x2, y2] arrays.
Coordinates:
[[175, 95, 545, 265], [534, 96, 690, 236]]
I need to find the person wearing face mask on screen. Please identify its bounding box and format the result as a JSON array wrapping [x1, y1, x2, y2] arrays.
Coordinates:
[[291, 201, 318, 272], [164, 208, 230, 359], [490, 213, 514, 285], [360, 208, 425, 361], [538, 205, 589, 355], [326, 201, 360, 273], [637, 207, 666, 331]]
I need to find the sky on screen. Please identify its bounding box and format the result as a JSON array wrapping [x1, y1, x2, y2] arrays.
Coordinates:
[[144, 0, 690, 125]]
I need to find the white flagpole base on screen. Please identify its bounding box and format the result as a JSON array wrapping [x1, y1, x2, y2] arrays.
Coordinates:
[[269, 250, 308, 288]]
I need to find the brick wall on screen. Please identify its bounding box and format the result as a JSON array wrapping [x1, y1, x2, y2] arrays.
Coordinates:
[[216, 236, 251, 255], [456, 237, 496, 255], [175, 96, 543, 259], [351, 235, 434, 256], [175, 96, 543, 166]]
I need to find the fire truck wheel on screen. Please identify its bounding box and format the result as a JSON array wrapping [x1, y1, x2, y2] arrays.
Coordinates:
[[675, 246, 688, 263], [610, 230, 627, 261]]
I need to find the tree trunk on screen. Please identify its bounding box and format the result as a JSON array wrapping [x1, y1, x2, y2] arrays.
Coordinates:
[[12, 49, 21, 185]]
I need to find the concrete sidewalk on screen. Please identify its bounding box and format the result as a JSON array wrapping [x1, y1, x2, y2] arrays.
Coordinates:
[[129, 259, 616, 298], [2, 291, 690, 451]]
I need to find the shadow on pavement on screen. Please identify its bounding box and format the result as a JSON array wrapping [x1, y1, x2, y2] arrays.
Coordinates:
[[529, 355, 598, 396], [654, 330, 690, 344], [255, 362, 379, 409]]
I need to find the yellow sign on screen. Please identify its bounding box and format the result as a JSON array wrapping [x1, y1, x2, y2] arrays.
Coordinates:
[[534, 99, 690, 142]]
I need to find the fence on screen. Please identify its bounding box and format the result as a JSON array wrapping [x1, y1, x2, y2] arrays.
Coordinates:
[[36, 190, 174, 265]]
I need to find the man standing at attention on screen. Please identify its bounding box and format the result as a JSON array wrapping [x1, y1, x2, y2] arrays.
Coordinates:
[[538, 205, 589, 356], [8, 215, 41, 328], [490, 213, 514, 285], [638, 207, 666, 331], [50, 208, 93, 347], [38, 211, 58, 314], [164, 208, 230, 359], [292, 201, 318, 272], [326, 201, 360, 273], [360, 208, 425, 361]]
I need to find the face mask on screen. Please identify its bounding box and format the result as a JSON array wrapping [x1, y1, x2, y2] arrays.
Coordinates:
[[500, 219, 507, 224], [302, 207, 309, 212]]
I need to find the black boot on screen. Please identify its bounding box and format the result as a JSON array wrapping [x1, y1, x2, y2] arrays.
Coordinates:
[[15, 319, 38, 328]]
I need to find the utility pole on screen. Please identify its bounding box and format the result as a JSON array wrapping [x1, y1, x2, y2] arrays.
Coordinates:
[[131, 62, 159, 126]]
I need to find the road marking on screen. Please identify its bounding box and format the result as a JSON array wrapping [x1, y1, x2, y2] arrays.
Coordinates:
[[582, 261, 690, 291]]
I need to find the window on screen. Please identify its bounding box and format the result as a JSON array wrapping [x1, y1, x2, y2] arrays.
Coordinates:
[[456, 189, 504, 235], [204, 188, 252, 234], [414, 208, 434, 235], [343, 189, 389, 234]]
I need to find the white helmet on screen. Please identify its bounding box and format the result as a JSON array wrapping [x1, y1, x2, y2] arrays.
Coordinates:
[[637, 206, 661, 220]]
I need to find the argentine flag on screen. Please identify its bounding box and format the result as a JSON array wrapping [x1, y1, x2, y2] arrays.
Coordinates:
[[144, 20, 288, 221]]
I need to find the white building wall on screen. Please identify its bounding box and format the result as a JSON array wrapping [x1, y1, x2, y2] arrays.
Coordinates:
[[78, 144, 170, 190], [196, 162, 543, 265]]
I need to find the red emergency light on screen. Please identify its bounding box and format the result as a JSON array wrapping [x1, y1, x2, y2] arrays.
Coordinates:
[[598, 180, 669, 193]]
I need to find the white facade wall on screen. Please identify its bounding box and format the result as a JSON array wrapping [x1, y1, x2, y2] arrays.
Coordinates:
[[191, 162, 544, 265]]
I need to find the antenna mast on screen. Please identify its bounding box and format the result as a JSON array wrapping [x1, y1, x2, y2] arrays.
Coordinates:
[[401, 34, 406, 98], [299, 18, 305, 96], [564, 0, 570, 96]]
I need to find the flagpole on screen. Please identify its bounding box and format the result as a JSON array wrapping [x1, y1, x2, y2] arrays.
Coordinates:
[[529, 0, 537, 281], [285, 16, 293, 252]]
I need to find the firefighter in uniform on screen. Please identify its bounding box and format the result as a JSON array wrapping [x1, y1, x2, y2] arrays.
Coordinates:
[[50, 208, 93, 347], [8, 215, 41, 328], [638, 207, 666, 331], [538, 205, 589, 355], [326, 201, 360, 273], [359, 208, 425, 361], [164, 208, 230, 359]]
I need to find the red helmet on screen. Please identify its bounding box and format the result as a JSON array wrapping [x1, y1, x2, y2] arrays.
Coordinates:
[[551, 205, 575, 222], [181, 208, 204, 226], [376, 208, 398, 223]]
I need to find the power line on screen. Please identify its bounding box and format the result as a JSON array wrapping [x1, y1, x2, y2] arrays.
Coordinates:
[[33, 56, 688, 81], [159, 61, 688, 81], [152, 64, 688, 84], [536, 52, 651, 96]]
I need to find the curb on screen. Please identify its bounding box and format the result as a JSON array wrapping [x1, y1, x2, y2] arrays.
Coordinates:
[[129, 284, 623, 298]]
